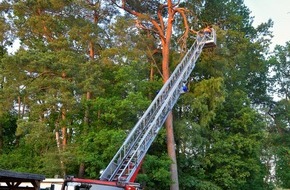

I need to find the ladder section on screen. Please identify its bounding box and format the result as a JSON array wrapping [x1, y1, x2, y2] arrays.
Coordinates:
[[99, 30, 216, 183]]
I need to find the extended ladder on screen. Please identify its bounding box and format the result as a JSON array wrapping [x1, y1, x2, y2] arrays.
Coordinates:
[[100, 30, 216, 183]]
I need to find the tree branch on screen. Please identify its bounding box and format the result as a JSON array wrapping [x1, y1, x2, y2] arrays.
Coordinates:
[[113, 0, 166, 41], [135, 20, 159, 34], [157, 4, 166, 32], [175, 7, 191, 51], [172, 0, 181, 8]]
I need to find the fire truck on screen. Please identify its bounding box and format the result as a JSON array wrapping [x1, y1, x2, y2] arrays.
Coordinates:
[[61, 29, 216, 190]]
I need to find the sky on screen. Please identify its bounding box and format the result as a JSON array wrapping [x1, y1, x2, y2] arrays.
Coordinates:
[[244, 0, 290, 49]]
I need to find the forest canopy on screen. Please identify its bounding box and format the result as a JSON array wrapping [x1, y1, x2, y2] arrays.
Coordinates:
[[0, 0, 289, 189]]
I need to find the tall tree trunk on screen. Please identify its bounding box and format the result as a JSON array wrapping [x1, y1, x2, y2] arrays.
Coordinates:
[[78, 12, 96, 175], [55, 128, 66, 177], [161, 2, 179, 188], [22, 97, 26, 117], [61, 108, 67, 147], [84, 91, 91, 123], [61, 72, 67, 147], [60, 72, 67, 176], [17, 96, 21, 118], [0, 123, 3, 154], [78, 163, 85, 178], [165, 112, 179, 190]]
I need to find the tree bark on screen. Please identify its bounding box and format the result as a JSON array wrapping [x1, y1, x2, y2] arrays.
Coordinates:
[[78, 163, 85, 178], [165, 112, 179, 190], [61, 72, 67, 148], [0, 123, 3, 154], [161, 2, 179, 189], [55, 129, 66, 177], [61, 108, 67, 147]]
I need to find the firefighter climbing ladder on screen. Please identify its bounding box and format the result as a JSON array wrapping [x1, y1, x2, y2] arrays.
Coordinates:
[[100, 30, 216, 183]]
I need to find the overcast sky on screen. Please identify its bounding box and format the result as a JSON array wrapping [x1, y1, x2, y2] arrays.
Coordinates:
[[244, 0, 290, 49]]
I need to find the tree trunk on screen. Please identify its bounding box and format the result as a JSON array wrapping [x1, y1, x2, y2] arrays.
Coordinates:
[[161, 2, 179, 189], [79, 9, 96, 173], [165, 112, 179, 190], [17, 96, 21, 118], [84, 91, 91, 125], [113, 0, 180, 188], [61, 108, 67, 147], [0, 123, 3, 154], [78, 163, 85, 178], [55, 129, 66, 177], [61, 72, 67, 148]]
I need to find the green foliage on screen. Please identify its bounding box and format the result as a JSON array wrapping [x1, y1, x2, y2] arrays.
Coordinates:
[[0, 138, 61, 176], [265, 41, 290, 188], [201, 90, 267, 189], [0, 112, 17, 153], [0, 0, 283, 189], [72, 129, 127, 178], [269, 99, 290, 188], [269, 42, 290, 100], [137, 154, 172, 189]]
